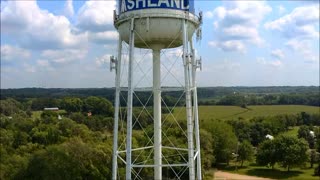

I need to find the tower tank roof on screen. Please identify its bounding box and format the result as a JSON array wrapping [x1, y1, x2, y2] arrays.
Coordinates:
[[118, 0, 195, 14]]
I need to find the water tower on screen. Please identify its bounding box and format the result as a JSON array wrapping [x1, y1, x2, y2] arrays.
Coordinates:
[[111, 0, 203, 179]]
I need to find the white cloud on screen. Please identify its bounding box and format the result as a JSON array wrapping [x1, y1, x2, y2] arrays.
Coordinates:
[[265, 5, 319, 39], [1, 45, 31, 62], [269, 60, 283, 67], [278, 5, 286, 14], [40, 49, 87, 65], [37, 60, 50, 67], [204, 11, 214, 19], [257, 57, 283, 68], [208, 1, 271, 52], [95, 54, 111, 68], [64, 0, 74, 17], [271, 49, 285, 59], [285, 39, 319, 63], [23, 63, 36, 73], [266, 5, 319, 64], [36, 59, 56, 72], [285, 39, 306, 51], [75, 0, 118, 44], [208, 40, 246, 53], [303, 52, 319, 63], [88, 31, 118, 44], [212, 6, 226, 20], [0, 1, 87, 50], [210, 59, 241, 71], [77, 0, 116, 32]]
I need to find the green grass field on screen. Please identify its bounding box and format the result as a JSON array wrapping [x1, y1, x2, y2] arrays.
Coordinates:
[[280, 126, 300, 137], [168, 105, 319, 121], [219, 163, 319, 180]]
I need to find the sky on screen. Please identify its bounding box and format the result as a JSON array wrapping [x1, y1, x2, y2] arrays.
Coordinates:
[[1, 0, 319, 88]]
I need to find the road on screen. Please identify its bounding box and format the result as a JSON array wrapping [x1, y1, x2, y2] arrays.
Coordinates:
[[214, 171, 273, 180]]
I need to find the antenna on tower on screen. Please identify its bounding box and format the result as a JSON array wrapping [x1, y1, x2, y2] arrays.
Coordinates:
[[110, 55, 117, 72], [197, 11, 203, 42], [196, 56, 202, 71]]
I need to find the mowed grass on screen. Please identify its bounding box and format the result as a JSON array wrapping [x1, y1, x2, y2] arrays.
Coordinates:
[[218, 162, 319, 180], [280, 126, 299, 137], [169, 105, 319, 121]]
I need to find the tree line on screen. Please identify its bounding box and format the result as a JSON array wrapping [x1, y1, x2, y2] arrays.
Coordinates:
[[1, 86, 319, 107]]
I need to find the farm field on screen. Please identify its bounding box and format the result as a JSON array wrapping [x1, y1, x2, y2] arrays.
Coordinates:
[[169, 105, 320, 121]]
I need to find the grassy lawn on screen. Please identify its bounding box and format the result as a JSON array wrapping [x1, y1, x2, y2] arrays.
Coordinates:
[[280, 126, 299, 137], [216, 162, 319, 180], [169, 105, 319, 121]]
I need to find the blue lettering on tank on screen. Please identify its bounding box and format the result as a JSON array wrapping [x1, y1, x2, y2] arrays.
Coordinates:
[[118, 0, 194, 13]]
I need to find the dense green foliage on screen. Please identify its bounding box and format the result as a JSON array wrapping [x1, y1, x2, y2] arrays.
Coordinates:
[[298, 125, 316, 148], [237, 140, 254, 167], [0, 86, 319, 179], [0, 97, 114, 179], [201, 120, 238, 165], [256, 135, 309, 171], [227, 113, 320, 146]]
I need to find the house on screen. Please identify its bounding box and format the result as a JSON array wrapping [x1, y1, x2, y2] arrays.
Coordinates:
[[43, 107, 59, 111]]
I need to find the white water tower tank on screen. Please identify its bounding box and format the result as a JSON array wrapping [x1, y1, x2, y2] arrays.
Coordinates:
[[114, 0, 200, 49]]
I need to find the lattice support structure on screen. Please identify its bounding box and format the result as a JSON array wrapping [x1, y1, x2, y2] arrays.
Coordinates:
[[111, 17, 202, 180]]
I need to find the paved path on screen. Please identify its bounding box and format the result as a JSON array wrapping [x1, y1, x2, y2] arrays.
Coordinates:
[[214, 171, 273, 180]]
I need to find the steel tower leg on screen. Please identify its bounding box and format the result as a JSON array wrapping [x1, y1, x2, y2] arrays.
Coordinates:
[[153, 47, 162, 180], [112, 35, 122, 180], [182, 19, 195, 180], [190, 41, 202, 180], [126, 18, 135, 180]]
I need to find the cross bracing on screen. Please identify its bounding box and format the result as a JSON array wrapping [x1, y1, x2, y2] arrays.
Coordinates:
[[112, 18, 202, 180]]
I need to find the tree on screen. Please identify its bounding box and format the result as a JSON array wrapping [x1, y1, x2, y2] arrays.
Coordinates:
[[276, 135, 309, 171], [257, 135, 309, 171], [227, 118, 251, 142], [202, 120, 238, 165], [13, 131, 30, 148], [216, 94, 247, 107], [310, 149, 318, 168], [238, 140, 254, 167], [61, 97, 83, 113], [298, 125, 315, 148], [21, 138, 112, 180], [83, 96, 113, 116], [69, 112, 86, 124], [256, 139, 278, 169], [31, 98, 59, 111], [0, 98, 23, 116], [200, 129, 215, 169], [249, 120, 270, 146]]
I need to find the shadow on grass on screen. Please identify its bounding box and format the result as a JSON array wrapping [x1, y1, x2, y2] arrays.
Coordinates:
[[215, 163, 249, 172], [246, 168, 303, 179]]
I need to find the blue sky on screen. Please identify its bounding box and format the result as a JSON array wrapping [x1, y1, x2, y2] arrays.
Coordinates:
[[1, 0, 319, 88]]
